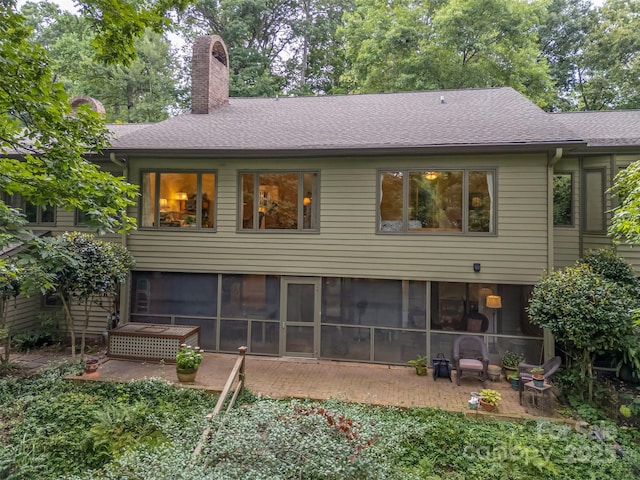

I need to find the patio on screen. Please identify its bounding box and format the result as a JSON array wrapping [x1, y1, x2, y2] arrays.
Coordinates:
[[12, 350, 558, 421]]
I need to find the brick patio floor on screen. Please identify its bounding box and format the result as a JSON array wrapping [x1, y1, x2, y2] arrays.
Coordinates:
[[11, 350, 556, 421]]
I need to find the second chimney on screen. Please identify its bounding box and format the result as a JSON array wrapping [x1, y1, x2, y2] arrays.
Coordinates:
[[191, 35, 229, 114]]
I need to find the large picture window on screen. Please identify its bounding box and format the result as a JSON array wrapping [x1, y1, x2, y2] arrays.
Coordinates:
[[378, 169, 495, 233], [141, 171, 215, 229], [240, 171, 318, 231]]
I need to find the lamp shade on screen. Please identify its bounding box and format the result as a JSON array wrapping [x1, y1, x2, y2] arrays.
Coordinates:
[[486, 295, 502, 309], [175, 192, 188, 201]]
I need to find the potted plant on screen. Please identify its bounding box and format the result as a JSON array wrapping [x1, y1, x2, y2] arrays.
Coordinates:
[[479, 388, 502, 412], [407, 354, 428, 376], [531, 367, 545, 387], [176, 344, 203, 383], [501, 351, 525, 379], [507, 372, 520, 391]]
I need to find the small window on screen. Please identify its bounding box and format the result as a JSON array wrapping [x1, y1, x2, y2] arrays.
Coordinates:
[[584, 169, 605, 233], [43, 292, 62, 307], [141, 171, 216, 229], [553, 172, 573, 226], [75, 209, 88, 226], [240, 171, 319, 231], [3, 192, 55, 225], [378, 169, 495, 234]]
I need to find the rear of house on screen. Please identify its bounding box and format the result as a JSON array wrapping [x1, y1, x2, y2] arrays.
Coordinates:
[[4, 35, 640, 368]]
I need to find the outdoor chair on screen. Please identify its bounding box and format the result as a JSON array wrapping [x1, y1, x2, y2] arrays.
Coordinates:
[[518, 356, 562, 404], [453, 335, 489, 386]]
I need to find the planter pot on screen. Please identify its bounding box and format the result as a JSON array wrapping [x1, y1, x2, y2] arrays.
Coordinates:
[[479, 399, 496, 412], [510, 377, 520, 391], [487, 365, 501, 382], [502, 366, 517, 381], [468, 400, 478, 410], [415, 367, 427, 376], [533, 376, 545, 388], [84, 358, 99, 374], [176, 367, 198, 383]]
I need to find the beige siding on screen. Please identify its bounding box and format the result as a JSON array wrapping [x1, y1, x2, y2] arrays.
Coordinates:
[[4, 295, 41, 333], [126, 154, 550, 285]]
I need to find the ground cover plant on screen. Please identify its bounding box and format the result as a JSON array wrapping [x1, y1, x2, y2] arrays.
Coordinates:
[[2, 364, 640, 479]]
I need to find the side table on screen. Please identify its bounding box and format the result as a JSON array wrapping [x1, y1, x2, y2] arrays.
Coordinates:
[[524, 381, 553, 416]]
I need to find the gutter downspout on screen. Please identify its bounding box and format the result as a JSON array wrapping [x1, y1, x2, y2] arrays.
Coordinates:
[[545, 148, 563, 360], [110, 152, 129, 326]]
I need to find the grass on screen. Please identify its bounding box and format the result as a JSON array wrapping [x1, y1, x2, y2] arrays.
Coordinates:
[[1, 363, 640, 479]]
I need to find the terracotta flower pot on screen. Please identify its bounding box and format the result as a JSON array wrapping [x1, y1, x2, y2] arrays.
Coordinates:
[[84, 358, 99, 374], [479, 399, 496, 412], [176, 367, 198, 383]]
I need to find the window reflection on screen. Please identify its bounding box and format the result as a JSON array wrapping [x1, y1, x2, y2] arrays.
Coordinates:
[[379, 169, 494, 233], [241, 171, 318, 231]]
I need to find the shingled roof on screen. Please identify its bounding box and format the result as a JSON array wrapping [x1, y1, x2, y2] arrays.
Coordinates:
[[109, 87, 584, 156], [553, 110, 640, 149]]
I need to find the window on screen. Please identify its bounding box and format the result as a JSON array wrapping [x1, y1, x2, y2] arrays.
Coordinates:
[[240, 171, 318, 231], [141, 171, 215, 229], [553, 173, 573, 226], [583, 168, 605, 233], [378, 170, 495, 233], [2, 192, 55, 225], [75, 209, 87, 226]]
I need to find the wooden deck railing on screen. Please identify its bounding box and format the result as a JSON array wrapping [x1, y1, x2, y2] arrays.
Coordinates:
[[192, 345, 247, 459]]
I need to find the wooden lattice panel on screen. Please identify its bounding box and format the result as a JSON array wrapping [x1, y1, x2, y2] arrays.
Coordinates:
[[108, 323, 200, 362]]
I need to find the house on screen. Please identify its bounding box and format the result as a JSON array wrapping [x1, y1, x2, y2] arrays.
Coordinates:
[[4, 35, 640, 366]]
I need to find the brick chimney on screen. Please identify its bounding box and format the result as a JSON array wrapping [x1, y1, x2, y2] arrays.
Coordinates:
[[69, 95, 105, 116], [191, 35, 229, 114]]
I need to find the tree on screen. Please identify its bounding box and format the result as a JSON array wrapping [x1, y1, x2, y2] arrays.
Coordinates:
[[537, 0, 600, 111], [1, 2, 140, 234], [37, 232, 134, 358], [21, 3, 183, 122], [609, 160, 640, 245], [339, 0, 554, 105], [527, 250, 639, 400]]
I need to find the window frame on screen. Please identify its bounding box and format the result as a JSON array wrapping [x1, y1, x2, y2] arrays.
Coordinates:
[[376, 168, 497, 235], [237, 170, 320, 232], [582, 167, 606, 234], [553, 171, 574, 227], [139, 169, 217, 231], [2, 192, 56, 226]]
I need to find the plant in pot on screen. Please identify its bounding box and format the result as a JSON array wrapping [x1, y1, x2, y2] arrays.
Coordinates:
[[479, 388, 502, 412], [176, 344, 203, 383], [407, 354, 428, 376], [501, 351, 525, 379], [530, 367, 545, 387], [507, 372, 520, 391]]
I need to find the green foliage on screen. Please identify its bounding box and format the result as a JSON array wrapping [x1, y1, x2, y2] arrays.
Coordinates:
[[3, 366, 640, 479], [609, 160, 640, 246], [528, 255, 639, 400], [581, 248, 640, 290], [175, 344, 203, 370], [340, 0, 553, 105], [479, 388, 502, 406], [501, 350, 526, 369], [407, 354, 428, 375], [0, 3, 138, 236]]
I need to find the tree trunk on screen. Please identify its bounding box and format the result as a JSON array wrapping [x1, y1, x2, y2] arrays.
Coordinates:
[[80, 299, 94, 360], [60, 296, 76, 359]]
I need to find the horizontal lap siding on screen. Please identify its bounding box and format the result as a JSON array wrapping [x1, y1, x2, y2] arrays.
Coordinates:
[[5, 296, 41, 333], [126, 154, 549, 285]]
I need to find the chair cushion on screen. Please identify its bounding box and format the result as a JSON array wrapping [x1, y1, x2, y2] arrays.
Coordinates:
[[459, 359, 483, 370]]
